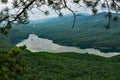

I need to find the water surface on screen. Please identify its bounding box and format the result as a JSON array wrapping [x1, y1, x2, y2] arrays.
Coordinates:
[[16, 34, 120, 57]]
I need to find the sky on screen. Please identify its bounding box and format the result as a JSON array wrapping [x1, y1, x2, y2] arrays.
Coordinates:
[[28, 3, 92, 20], [0, 0, 106, 20]]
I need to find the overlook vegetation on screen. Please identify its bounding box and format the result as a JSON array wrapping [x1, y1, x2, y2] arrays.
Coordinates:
[[9, 12, 120, 52], [0, 0, 120, 80], [18, 51, 120, 80], [0, 47, 26, 80]]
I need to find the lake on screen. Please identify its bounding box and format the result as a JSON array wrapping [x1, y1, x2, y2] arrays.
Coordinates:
[[16, 34, 120, 57]]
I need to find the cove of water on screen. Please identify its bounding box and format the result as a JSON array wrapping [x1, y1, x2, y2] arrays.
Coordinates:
[[16, 34, 120, 57]]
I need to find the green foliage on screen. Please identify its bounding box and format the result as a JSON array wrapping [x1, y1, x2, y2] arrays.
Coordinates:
[[18, 51, 120, 80], [0, 47, 27, 80]]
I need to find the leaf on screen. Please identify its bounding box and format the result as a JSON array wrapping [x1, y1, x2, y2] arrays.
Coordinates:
[[1, 0, 8, 4], [92, 8, 98, 14], [73, 0, 80, 3]]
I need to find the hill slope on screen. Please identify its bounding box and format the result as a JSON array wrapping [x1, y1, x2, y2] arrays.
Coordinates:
[[0, 33, 13, 51], [18, 51, 120, 80]]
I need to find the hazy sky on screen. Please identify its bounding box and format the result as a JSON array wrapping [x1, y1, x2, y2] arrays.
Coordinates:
[[0, 0, 106, 20], [28, 4, 92, 20]]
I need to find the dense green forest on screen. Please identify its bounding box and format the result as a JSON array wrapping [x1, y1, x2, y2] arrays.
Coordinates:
[[17, 51, 120, 80], [9, 12, 120, 52]]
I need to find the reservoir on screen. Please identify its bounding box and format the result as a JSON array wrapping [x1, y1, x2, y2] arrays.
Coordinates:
[[16, 34, 120, 57]]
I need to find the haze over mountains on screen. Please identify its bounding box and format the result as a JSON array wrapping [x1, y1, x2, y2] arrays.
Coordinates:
[[4, 12, 120, 52]]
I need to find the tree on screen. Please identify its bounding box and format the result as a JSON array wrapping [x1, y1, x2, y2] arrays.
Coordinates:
[[0, 46, 27, 80], [0, 0, 120, 32]]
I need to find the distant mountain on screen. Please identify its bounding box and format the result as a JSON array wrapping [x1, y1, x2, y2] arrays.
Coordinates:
[[10, 12, 120, 52], [29, 18, 52, 24], [75, 12, 90, 16], [30, 13, 90, 24]]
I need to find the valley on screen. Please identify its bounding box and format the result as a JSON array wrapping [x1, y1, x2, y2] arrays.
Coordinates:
[[9, 12, 120, 52], [1, 0, 120, 80]]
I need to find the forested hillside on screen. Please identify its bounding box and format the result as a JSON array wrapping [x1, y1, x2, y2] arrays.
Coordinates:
[[18, 51, 120, 80], [0, 33, 13, 51]]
